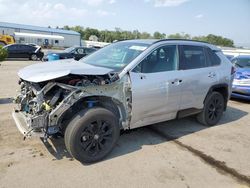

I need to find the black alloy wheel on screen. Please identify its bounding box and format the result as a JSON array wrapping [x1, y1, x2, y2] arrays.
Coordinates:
[[65, 108, 120, 163], [197, 92, 225, 126]]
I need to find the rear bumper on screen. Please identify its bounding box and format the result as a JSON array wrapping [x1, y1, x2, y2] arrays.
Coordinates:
[[12, 110, 43, 137]]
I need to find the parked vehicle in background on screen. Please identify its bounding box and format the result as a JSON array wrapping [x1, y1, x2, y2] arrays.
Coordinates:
[[225, 54, 234, 61], [231, 55, 250, 100], [13, 39, 234, 163], [0, 34, 15, 46], [43, 46, 97, 61], [3, 43, 44, 60]]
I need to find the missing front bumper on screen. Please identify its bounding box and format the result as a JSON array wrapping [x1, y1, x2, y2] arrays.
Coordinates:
[[12, 110, 43, 138]]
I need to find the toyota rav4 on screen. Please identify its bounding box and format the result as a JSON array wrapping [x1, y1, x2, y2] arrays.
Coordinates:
[[12, 39, 234, 163]]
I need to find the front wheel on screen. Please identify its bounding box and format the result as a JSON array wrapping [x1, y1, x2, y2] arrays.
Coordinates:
[[65, 108, 120, 163], [197, 92, 225, 126]]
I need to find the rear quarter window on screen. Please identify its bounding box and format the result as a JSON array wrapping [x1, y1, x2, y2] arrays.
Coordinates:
[[205, 48, 221, 66]]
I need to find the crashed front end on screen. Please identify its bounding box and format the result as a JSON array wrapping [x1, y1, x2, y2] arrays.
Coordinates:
[[13, 79, 73, 138], [13, 72, 131, 140]]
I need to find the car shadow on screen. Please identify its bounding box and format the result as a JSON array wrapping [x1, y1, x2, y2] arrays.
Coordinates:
[[41, 105, 248, 164], [0, 97, 13, 104]]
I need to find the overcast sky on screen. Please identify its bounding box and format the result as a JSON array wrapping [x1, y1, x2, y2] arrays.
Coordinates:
[[0, 0, 249, 47]]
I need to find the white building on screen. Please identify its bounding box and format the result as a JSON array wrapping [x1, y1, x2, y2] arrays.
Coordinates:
[[0, 22, 81, 47], [82, 40, 110, 48]]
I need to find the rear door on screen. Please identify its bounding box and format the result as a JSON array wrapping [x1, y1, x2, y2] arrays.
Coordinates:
[[130, 45, 183, 128], [178, 45, 219, 110]]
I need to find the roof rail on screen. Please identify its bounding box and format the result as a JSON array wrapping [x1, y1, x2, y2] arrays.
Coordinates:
[[153, 38, 211, 45]]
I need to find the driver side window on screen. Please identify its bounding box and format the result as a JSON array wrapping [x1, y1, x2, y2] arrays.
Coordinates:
[[133, 45, 178, 73]]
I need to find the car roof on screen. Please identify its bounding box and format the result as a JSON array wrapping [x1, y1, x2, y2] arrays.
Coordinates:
[[118, 39, 219, 51], [4, 43, 39, 49]]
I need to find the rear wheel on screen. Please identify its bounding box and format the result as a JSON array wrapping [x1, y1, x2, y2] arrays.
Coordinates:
[[65, 108, 120, 163], [197, 92, 225, 126]]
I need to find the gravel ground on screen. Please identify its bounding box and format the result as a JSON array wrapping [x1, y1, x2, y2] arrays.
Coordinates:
[[0, 60, 249, 188]]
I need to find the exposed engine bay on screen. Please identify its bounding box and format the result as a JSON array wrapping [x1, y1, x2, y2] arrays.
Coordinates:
[[13, 73, 131, 140]]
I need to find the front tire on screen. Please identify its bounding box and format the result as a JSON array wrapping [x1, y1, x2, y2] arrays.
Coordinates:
[[197, 92, 225, 126], [65, 108, 120, 163]]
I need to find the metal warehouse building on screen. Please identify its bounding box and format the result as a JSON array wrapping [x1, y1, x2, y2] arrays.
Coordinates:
[[0, 22, 81, 47]]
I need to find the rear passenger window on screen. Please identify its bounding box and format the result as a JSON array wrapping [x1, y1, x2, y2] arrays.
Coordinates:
[[205, 48, 221, 66], [179, 45, 207, 70]]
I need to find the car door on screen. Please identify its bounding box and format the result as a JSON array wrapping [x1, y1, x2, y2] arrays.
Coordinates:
[[6, 45, 20, 58], [129, 45, 182, 129], [16, 45, 28, 58], [178, 45, 219, 110]]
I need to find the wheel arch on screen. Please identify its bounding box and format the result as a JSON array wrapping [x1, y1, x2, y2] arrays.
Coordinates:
[[204, 83, 229, 110], [58, 95, 127, 133]]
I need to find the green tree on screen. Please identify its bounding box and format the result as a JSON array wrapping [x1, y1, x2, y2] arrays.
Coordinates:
[[83, 28, 100, 40], [140, 32, 152, 39], [62, 25, 235, 47], [153, 31, 166, 39], [168, 32, 191, 39], [63, 25, 70, 30], [193, 34, 234, 47], [0, 46, 8, 62]]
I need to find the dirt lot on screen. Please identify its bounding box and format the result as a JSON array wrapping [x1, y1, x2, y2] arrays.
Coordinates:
[[0, 60, 250, 188]]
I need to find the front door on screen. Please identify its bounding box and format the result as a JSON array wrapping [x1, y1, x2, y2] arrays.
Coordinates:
[[129, 45, 182, 129]]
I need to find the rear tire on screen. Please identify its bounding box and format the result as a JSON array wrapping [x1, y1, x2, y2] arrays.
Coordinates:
[[65, 108, 120, 163], [197, 92, 225, 126]]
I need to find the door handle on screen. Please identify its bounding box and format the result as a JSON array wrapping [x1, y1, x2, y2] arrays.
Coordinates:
[[208, 72, 216, 78], [171, 79, 182, 84], [140, 74, 146, 80]]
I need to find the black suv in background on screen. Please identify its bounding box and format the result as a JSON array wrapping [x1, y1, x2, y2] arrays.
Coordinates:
[[3, 44, 44, 60], [43, 46, 97, 61]]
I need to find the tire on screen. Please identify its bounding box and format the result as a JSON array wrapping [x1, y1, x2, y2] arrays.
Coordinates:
[[65, 107, 120, 163], [197, 92, 225, 126], [30, 54, 37, 61]]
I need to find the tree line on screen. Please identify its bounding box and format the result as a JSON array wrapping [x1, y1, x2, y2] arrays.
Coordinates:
[[62, 25, 234, 47]]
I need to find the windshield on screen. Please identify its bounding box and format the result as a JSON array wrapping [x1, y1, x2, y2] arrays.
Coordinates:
[[63, 47, 75, 53], [80, 41, 149, 71], [233, 57, 250, 68]]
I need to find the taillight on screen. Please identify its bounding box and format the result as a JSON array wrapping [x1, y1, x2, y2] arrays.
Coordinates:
[[231, 66, 236, 75]]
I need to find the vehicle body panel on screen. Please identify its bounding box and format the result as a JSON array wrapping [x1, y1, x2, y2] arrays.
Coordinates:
[[232, 68, 250, 100], [130, 71, 181, 128], [12, 39, 233, 140], [178, 67, 219, 110], [4, 44, 44, 59], [231, 56, 250, 100], [44, 47, 97, 61], [18, 60, 114, 83]]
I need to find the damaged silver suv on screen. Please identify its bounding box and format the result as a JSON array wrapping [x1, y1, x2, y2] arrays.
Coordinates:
[[13, 39, 234, 163]]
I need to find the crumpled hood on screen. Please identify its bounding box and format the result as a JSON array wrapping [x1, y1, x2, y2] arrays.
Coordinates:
[[18, 59, 114, 83]]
